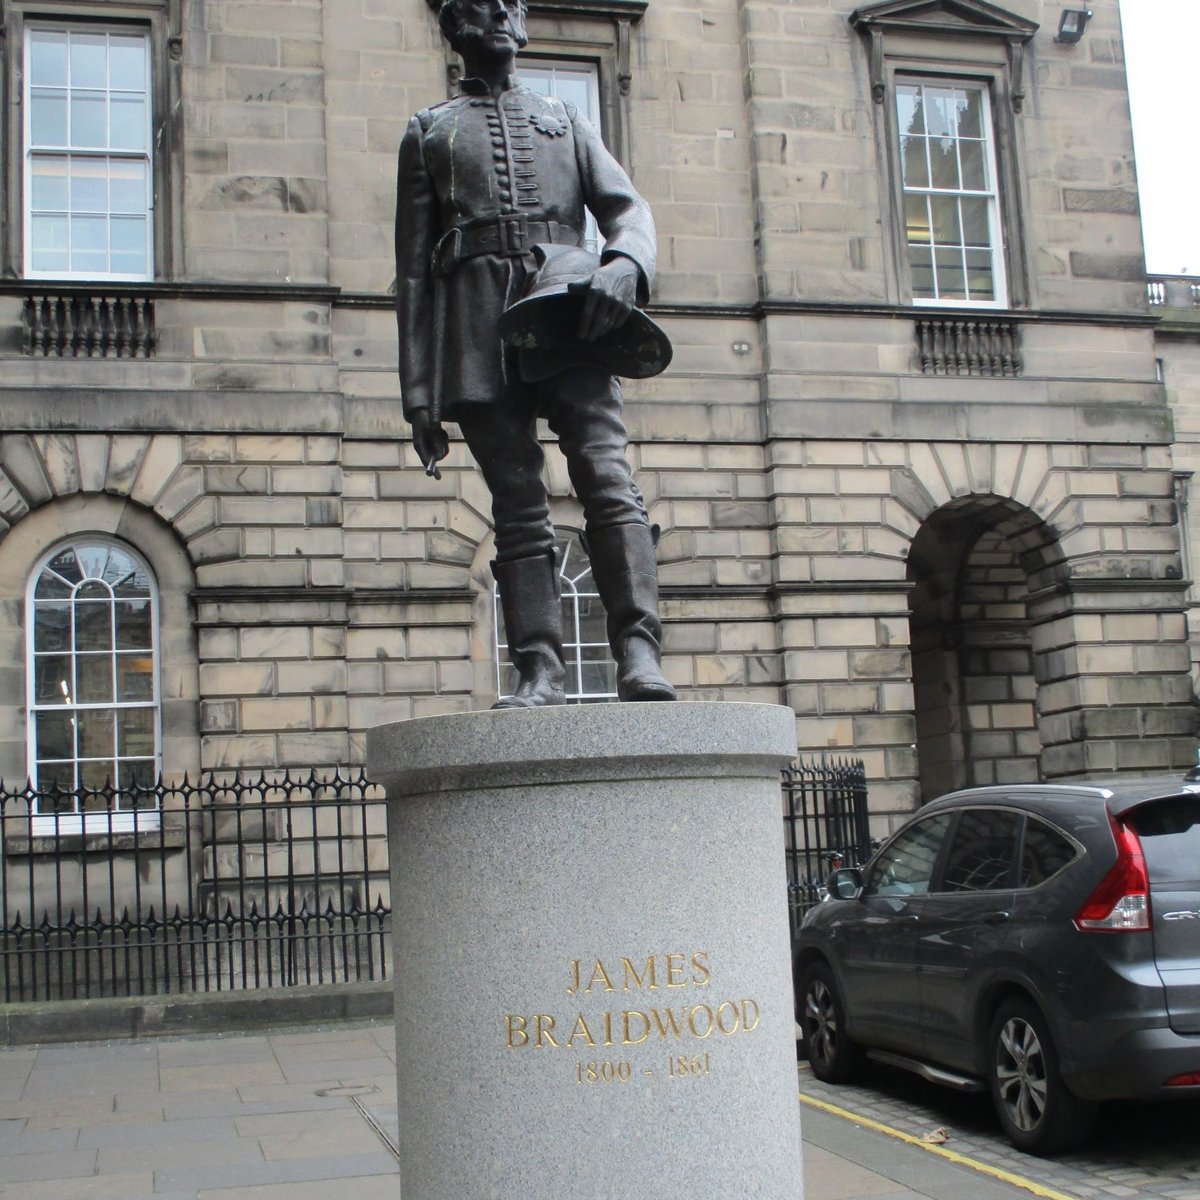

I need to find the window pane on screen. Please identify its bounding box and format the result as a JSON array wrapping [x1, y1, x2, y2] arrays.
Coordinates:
[[47, 547, 82, 584], [34, 602, 72, 652], [966, 250, 996, 301], [866, 813, 953, 896], [36, 711, 75, 761], [957, 89, 984, 139], [118, 708, 155, 757], [579, 659, 617, 696], [961, 197, 991, 247], [929, 138, 960, 189], [75, 598, 113, 650], [941, 809, 1020, 891], [115, 598, 153, 648], [71, 93, 107, 148], [35, 568, 73, 599], [925, 89, 957, 139], [77, 545, 110, 580], [1019, 820, 1076, 888], [552, 75, 592, 113], [30, 216, 70, 273], [37, 762, 78, 804], [78, 709, 116, 758], [960, 140, 987, 192], [119, 759, 158, 800], [70, 216, 109, 274], [70, 33, 108, 90], [110, 218, 149, 276], [35, 656, 73, 704], [110, 95, 147, 151], [904, 195, 931, 245], [896, 84, 925, 136], [935, 247, 968, 301], [30, 91, 69, 146], [908, 245, 935, 299], [30, 30, 69, 87], [109, 160, 148, 213], [109, 36, 147, 88], [930, 195, 961, 246], [116, 654, 155, 701], [77, 654, 115, 703], [899, 136, 929, 189], [71, 158, 108, 212], [31, 157, 70, 211], [80, 759, 117, 791]]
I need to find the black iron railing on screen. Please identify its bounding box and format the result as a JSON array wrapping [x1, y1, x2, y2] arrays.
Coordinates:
[[0, 769, 389, 1002], [2, 759, 870, 1002], [782, 757, 873, 939]]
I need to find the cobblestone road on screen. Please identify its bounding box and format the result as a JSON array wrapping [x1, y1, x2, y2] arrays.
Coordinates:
[[799, 1060, 1200, 1200]]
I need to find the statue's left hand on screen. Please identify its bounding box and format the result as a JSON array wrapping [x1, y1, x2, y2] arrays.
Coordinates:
[[569, 256, 639, 343]]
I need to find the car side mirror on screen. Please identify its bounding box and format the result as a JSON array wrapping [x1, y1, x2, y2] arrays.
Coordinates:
[[829, 867, 863, 900]]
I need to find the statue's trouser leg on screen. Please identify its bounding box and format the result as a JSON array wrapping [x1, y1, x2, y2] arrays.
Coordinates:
[[542, 369, 676, 703], [458, 403, 565, 708]]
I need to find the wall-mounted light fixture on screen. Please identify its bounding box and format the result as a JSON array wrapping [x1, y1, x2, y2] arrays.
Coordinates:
[[1054, 8, 1093, 44]]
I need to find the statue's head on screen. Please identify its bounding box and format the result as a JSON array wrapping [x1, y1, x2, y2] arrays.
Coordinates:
[[439, 0, 529, 58]]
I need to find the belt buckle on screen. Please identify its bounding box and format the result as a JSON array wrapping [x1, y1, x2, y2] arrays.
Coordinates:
[[499, 213, 528, 254]]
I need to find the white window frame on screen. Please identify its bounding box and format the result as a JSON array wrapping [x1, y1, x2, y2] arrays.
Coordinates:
[[518, 57, 603, 253], [25, 537, 162, 835], [895, 77, 1008, 309], [495, 531, 617, 704], [23, 21, 155, 282]]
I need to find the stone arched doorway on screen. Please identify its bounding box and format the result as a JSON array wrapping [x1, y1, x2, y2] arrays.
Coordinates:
[[907, 496, 1065, 800]]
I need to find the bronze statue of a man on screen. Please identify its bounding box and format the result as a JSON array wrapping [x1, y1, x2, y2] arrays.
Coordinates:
[[395, 0, 676, 707]]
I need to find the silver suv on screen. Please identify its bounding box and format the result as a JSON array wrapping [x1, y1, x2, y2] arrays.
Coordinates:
[[794, 779, 1200, 1154]]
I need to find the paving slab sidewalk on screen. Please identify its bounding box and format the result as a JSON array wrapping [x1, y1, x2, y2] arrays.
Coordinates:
[[0, 1020, 1036, 1200]]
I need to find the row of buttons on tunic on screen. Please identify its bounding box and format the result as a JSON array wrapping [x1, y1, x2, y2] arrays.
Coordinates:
[[473, 97, 542, 213]]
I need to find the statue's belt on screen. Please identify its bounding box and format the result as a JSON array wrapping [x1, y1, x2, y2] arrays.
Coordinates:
[[432, 215, 582, 277]]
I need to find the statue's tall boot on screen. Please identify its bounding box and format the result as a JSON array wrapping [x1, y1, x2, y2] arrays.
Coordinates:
[[492, 552, 567, 709], [587, 522, 677, 702]]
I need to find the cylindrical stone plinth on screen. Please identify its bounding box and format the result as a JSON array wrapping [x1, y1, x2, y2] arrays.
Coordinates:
[[367, 702, 802, 1200]]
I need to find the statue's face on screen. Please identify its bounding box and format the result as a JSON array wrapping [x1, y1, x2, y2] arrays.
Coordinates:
[[451, 0, 527, 60]]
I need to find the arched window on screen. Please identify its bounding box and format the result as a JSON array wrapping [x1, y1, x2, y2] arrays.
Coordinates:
[[26, 537, 160, 829], [495, 531, 617, 703]]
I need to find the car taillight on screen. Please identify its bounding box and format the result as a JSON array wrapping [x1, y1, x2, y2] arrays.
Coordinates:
[[1073, 811, 1151, 932], [1166, 1071, 1200, 1087]]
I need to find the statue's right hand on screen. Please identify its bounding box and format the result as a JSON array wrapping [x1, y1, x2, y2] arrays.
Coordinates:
[[410, 410, 450, 480]]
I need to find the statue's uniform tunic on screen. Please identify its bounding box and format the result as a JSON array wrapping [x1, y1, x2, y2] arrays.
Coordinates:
[[394, 75, 656, 562]]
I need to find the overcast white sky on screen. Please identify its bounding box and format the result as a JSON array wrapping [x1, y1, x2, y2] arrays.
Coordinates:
[[1120, 0, 1200, 276]]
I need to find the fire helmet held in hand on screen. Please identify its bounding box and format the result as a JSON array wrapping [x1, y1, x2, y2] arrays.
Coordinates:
[[499, 243, 673, 380]]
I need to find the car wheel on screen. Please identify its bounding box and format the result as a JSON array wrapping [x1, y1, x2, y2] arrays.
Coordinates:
[[799, 961, 864, 1083], [987, 998, 1096, 1155]]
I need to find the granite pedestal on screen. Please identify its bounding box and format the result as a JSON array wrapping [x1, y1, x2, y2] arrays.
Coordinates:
[[367, 701, 802, 1200]]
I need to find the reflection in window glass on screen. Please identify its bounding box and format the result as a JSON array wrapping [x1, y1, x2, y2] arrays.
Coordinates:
[[941, 809, 1020, 891], [25, 25, 153, 279], [866, 814, 953, 897], [27, 539, 160, 826], [495, 530, 617, 703], [896, 79, 1005, 306], [1019, 819, 1077, 888]]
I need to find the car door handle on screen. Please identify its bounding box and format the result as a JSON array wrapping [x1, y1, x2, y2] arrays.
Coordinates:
[[981, 911, 1011, 925]]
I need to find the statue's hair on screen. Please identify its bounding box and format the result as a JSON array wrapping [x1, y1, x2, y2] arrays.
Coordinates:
[[438, 0, 529, 50]]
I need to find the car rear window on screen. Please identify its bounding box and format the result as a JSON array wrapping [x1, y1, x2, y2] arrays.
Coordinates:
[[1125, 797, 1200, 883], [1019, 818, 1077, 888]]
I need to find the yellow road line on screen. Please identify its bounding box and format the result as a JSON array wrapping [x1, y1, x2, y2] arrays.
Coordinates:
[[798, 1092, 1079, 1200]]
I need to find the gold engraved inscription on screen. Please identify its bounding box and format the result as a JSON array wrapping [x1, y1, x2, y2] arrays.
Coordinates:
[[504, 950, 762, 1087]]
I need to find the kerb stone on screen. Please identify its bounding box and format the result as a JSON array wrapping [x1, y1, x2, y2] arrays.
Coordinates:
[[368, 701, 802, 1200]]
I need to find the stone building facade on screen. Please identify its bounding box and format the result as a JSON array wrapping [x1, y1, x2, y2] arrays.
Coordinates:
[[0, 0, 1195, 842]]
